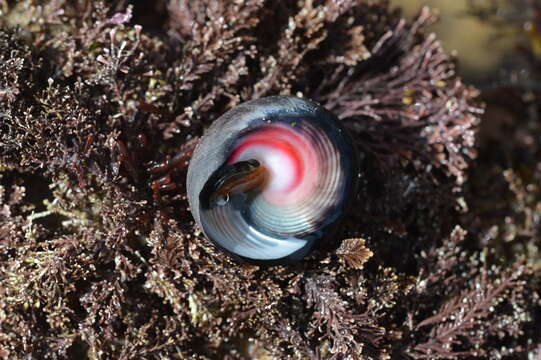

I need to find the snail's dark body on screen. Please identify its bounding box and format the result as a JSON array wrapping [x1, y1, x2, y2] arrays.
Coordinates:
[[187, 96, 359, 265]]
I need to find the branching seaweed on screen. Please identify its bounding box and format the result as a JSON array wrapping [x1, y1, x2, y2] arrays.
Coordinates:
[[0, 0, 539, 359]]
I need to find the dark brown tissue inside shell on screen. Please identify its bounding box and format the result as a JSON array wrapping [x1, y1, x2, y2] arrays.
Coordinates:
[[186, 96, 359, 265]]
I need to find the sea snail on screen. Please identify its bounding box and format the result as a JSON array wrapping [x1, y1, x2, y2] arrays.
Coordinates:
[[187, 96, 359, 265]]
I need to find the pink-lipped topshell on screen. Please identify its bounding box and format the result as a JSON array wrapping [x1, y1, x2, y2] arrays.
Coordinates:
[[187, 96, 359, 265]]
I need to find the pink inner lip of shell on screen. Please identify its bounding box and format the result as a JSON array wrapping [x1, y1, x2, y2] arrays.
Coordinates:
[[227, 124, 318, 205]]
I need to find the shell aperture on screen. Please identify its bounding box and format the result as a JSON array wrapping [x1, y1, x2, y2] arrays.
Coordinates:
[[187, 96, 358, 265]]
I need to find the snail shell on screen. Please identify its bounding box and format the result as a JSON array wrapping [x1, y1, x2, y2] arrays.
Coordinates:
[[187, 96, 359, 265]]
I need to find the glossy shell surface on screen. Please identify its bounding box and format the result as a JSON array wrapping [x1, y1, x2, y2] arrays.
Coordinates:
[[187, 96, 358, 264]]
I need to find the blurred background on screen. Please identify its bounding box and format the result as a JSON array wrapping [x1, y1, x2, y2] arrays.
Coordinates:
[[391, 0, 528, 86]]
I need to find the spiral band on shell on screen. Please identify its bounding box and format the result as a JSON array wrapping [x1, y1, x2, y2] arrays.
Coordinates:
[[187, 96, 359, 264]]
